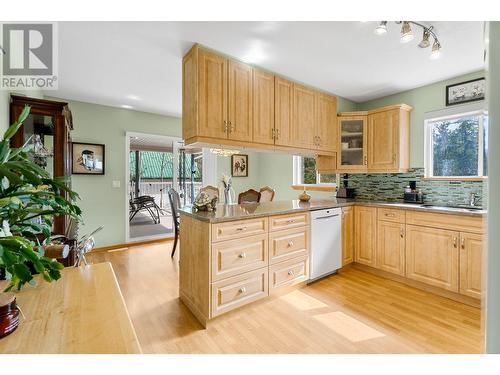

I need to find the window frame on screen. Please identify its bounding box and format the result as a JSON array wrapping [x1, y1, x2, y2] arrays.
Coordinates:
[[292, 155, 338, 187], [424, 105, 488, 179]]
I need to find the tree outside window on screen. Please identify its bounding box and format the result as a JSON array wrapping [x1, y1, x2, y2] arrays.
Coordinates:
[[426, 111, 487, 178]]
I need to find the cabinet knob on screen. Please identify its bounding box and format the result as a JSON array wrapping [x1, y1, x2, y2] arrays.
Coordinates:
[[287, 241, 294, 248], [287, 270, 294, 276], [400, 229, 404, 238], [238, 287, 246, 294], [238, 252, 246, 259]]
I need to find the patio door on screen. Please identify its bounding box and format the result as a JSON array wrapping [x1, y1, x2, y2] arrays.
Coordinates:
[[126, 132, 217, 242]]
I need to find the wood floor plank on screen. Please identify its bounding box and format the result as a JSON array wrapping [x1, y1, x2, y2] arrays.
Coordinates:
[[89, 242, 483, 353]]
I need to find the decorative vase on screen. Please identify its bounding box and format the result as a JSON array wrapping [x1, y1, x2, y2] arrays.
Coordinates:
[[0, 292, 20, 339], [299, 190, 311, 202], [224, 187, 235, 204]]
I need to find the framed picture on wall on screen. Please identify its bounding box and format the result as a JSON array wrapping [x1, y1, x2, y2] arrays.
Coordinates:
[[72, 142, 105, 175], [231, 154, 248, 177], [446, 77, 485, 106]]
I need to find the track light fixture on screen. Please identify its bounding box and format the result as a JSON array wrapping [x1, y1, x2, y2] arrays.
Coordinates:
[[374, 21, 442, 59]]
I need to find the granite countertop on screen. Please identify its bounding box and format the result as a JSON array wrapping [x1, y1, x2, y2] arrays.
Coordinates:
[[179, 199, 486, 223]]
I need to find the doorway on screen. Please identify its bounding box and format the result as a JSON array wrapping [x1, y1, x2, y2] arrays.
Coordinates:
[[125, 132, 216, 243]]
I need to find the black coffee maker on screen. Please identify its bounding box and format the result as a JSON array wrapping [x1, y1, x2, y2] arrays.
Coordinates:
[[337, 174, 356, 199], [403, 181, 424, 203]]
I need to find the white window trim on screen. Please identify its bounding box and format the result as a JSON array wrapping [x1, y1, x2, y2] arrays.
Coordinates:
[[292, 155, 338, 186], [424, 105, 488, 178]]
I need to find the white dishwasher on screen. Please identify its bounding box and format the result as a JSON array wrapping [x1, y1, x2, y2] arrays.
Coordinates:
[[309, 208, 342, 282]]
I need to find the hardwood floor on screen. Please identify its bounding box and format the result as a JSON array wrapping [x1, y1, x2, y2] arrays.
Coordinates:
[[88, 242, 483, 354]]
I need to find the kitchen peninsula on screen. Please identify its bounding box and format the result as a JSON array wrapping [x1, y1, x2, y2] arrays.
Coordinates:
[[179, 199, 486, 327]]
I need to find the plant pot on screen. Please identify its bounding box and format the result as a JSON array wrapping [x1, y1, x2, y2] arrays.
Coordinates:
[[0, 292, 20, 339]]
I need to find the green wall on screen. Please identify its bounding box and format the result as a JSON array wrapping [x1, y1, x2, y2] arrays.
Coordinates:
[[0, 90, 9, 135], [486, 21, 500, 354], [53, 99, 182, 247], [358, 70, 485, 167]]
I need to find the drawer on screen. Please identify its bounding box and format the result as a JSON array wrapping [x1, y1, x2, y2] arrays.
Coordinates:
[[269, 256, 309, 293], [211, 217, 268, 242], [269, 212, 309, 232], [378, 208, 405, 223], [406, 210, 485, 234], [211, 234, 268, 281], [269, 227, 309, 265], [211, 268, 268, 317]]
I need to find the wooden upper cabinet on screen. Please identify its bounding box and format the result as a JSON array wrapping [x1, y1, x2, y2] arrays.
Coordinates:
[[228, 60, 253, 142], [274, 77, 293, 147], [292, 83, 316, 149], [252, 69, 275, 145], [315, 93, 337, 152], [459, 232, 484, 299], [354, 206, 377, 267], [337, 114, 368, 172], [405, 225, 459, 292], [197, 48, 228, 139], [368, 105, 411, 172]]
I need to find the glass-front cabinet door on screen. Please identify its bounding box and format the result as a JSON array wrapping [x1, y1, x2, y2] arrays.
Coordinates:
[[337, 115, 368, 172]]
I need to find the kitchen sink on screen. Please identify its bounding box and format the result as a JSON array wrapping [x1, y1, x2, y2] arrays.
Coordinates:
[[419, 203, 484, 212]]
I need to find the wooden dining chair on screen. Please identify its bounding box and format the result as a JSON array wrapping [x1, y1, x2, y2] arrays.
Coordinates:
[[238, 189, 261, 204], [200, 185, 219, 201], [259, 186, 275, 202], [168, 188, 181, 258]]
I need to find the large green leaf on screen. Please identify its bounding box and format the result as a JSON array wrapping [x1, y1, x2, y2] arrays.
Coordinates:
[[3, 105, 30, 140]]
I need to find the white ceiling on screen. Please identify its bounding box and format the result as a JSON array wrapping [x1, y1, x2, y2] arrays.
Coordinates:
[[53, 21, 485, 117]]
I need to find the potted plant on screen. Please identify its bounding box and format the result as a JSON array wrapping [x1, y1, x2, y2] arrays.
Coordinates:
[[0, 106, 81, 337]]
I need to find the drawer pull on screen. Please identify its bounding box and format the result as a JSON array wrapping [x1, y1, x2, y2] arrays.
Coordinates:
[[238, 252, 247, 259], [385, 213, 395, 218], [461, 237, 465, 249], [236, 226, 247, 231], [287, 270, 294, 276], [238, 287, 246, 294], [287, 241, 294, 248], [286, 219, 296, 223], [400, 228, 404, 238], [453, 236, 458, 248]]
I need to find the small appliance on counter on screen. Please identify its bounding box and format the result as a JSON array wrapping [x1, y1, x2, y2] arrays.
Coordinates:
[[337, 174, 356, 199], [403, 181, 424, 203]]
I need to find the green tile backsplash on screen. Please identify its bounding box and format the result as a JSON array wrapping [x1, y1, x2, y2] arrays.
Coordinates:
[[343, 168, 486, 207]]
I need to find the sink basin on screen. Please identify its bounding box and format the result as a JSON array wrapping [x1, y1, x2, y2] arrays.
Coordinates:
[[419, 204, 483, 212]]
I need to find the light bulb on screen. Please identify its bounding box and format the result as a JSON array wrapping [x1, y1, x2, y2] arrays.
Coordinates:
[[400, 21, 414, 43], [430, 39, 441, 59], [374, 21, 388, 35], [418, 29, 431, 48]]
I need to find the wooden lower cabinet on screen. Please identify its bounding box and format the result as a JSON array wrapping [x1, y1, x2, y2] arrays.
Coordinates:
[[341, 206, 354, 266], [459, 232, 484, 299], [269, 227, 309, 265], [376, 220, 405, 276], [354, 206, 377, 267], [269, 256, 309, 293], [405, 225, 459, 292], [211, 267, 268, 317]]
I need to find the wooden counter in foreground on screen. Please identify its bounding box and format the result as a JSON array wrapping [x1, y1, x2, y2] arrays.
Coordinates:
[[0, 262, 141, 354]]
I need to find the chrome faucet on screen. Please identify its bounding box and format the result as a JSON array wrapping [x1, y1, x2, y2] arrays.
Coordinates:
[[469, 193, 481, 207]]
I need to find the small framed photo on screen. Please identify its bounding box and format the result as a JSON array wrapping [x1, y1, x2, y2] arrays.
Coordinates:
[[72, 142, 105, 175], [231, 154, 248, 177], [446, 77, 485, 106]]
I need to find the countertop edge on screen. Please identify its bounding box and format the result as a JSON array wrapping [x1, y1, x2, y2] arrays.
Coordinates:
[[179, 199, 486, 223]]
